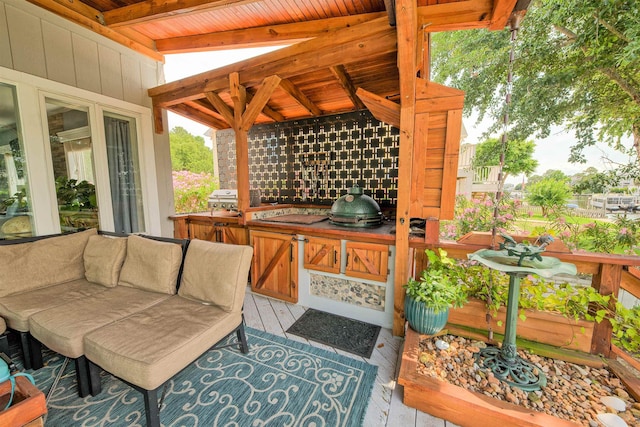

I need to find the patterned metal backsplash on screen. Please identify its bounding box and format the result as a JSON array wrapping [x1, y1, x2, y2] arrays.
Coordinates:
[[216, 110, 399, 207]]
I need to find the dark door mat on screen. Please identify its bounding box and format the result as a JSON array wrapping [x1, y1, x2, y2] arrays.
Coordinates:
[[286, 309, 381, 358]]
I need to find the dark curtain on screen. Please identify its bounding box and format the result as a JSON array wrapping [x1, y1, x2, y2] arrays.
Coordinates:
[[104, 117, 139, 233]]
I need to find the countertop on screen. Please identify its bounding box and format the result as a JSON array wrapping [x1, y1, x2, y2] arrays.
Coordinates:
[[247, 216, 396, 244]]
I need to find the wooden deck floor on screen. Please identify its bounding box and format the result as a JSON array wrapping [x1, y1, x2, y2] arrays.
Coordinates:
[[243, 289, 460, 427]]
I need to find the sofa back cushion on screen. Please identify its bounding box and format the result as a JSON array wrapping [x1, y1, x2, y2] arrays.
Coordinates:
[[118, 235, 183, 294], [0, 228, 97, 297], [178, 239, 253, 313], [84, 235, 127, 287]]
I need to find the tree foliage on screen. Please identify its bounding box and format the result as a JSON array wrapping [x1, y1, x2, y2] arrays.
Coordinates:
[[525, 177, 572, 215], [473, 137, 538, 181], [431, 0, 640, 167], [169, 127, 214, 174]]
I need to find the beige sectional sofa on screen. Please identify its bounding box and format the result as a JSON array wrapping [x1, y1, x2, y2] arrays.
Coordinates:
[[0, 229, 253, 427]]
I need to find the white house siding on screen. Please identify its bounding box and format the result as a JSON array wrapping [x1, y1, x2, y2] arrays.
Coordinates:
[[0, 0, 175, 237]]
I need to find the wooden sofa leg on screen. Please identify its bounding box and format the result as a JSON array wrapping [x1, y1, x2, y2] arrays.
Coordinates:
[[237, 324, 248, 354], [88, 360, 102, 396], [143, 387, 161, 427], [19, 332, 32, 370], [28, 334, 43, 370], [75, 356, 91, 397]]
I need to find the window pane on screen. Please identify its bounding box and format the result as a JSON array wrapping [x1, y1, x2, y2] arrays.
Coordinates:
[[0, 83, 33, 238], [104, 112, 145, 233], [45, 98, 99, 232]]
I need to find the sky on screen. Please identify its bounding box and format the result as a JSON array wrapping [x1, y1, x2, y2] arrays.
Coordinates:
[[164, 51, 633, 185]]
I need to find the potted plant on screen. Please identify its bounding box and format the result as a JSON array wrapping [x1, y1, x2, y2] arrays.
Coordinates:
[[404, 248, 467, 335]]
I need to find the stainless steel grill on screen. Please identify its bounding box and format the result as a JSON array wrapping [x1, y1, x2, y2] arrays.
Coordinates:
[[208, 189, 238, 211]]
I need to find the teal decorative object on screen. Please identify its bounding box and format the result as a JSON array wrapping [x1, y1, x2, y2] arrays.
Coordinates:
[[468, 233, 578, 391], [405, 294, 450, 335]]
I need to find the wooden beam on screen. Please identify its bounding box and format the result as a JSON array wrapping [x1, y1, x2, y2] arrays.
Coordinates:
[[418, 0, 493, 33], [152, 100, 164, 134], [356, 88, 400, 128], [26, 0, 162, 61], [329, 65, 366, 110], [205, 91, 235, 127], [279, 79, 323, 117], [103, 0, 258, 28], [241, 75, 282, 131], [167, 103, 230, 130], [393, 0, 418, 337], [489, 0, 519, 30], [230, 72, 246, 125], [149, 18, 395, 106], [156, 13, 386, 53]]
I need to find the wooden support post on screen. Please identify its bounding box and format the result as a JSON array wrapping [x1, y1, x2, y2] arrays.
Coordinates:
[[590, 263, 622, 357], [392, 0, 418, 337], [424, 217, 440, 246]]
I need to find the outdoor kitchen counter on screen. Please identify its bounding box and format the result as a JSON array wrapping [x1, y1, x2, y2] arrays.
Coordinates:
[[246, 217, 396, 244]]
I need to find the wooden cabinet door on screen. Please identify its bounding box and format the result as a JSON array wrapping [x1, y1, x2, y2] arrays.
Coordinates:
[[303, 237, 341, 274], [220, 226, 248, 245], [250, 230, 298, 303], [345, 241, 389, 282]]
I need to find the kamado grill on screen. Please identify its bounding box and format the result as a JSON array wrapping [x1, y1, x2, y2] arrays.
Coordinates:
[[329, 185, 382, 227]]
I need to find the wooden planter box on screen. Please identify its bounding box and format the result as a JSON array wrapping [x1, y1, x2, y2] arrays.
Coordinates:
[[398, 327, 580, 427], [447, 299, 595, 353], [0, 376, 47, 426]]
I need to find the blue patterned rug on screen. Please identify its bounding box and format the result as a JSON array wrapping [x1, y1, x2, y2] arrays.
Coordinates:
[[14, 327, 377, 426]]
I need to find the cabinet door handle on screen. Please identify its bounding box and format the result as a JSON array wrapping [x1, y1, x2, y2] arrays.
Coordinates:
[[290, 243, 294, 262], [346, 253, 350, 267], [334, 250, 338, 265]]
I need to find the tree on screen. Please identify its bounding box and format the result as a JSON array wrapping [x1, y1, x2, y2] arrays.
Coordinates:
[[525, 178, 572, 216], [473, 137, 538, 183], [169, 127, 214, 174], [572, 167, 617, 194], [432, 0, 640, 168]]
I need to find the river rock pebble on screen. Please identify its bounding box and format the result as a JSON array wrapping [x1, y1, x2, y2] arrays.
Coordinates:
[[418, 335, 640, 426]]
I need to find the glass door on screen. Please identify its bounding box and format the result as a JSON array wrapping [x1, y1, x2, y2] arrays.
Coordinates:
[[44, 98, 99, 232], [0, 83, 33, 238], [104, 112, 145, 233]]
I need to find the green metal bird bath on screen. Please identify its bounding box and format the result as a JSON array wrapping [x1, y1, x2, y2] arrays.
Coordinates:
[[468, 234, 577, 391]]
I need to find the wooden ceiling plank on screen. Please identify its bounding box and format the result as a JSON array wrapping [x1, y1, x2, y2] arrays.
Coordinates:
[[205, 91, 235, 127], [168, 103, 230, 129], [355, 88, 400, 127], [241, 75, 282, 131], [329, 65, 366, 110], [418, 0, 493, 32], [156, 12, 387, 53], [26, 0, 163, 61], [148, 17, 393, 102], [104, 0, 260, 28], [279, 78, 323, 116], [489, 0, 518, 30]]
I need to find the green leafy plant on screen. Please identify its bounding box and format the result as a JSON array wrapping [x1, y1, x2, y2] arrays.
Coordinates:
[[462, 265, 640, 356], [404, 249, 468, 313], [55, 177, 97, 211]]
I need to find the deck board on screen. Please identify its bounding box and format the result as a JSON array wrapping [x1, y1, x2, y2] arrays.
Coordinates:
[[243, 287, 446, 426]]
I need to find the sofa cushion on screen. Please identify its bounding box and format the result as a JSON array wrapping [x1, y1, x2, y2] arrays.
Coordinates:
[[84, 235, 127, 287], [118, 235, 182, 295], [178, 240, 253, 312], [0, 278, 107, 331], [84, 297, 242, 390], [29, 287, 170, 358], [0, 228, 97, 297]]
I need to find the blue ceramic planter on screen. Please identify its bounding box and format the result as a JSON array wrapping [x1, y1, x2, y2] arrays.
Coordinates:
[[404, 295, 450, 335]]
